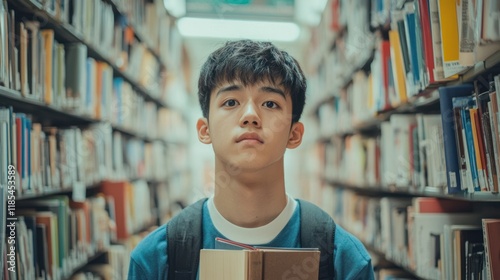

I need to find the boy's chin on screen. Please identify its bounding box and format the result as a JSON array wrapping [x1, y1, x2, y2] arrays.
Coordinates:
[[222, 158, 279, 173]]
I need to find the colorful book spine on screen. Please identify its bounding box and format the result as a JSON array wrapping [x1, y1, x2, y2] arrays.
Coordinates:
[[438, 84, 474, 193]]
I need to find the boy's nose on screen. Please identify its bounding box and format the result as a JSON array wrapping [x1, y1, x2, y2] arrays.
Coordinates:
[[240, 103, 261, 128]]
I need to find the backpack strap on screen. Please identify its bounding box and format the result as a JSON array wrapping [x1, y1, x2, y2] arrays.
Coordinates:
[[167, 198, 207, 280], [298, 199, 336, 280]]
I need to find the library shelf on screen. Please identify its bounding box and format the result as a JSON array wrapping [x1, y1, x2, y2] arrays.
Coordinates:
[[325, 179, 500, 202], [112, 125, 168, 145], [17, 183, 102, 201], [451, 50, 500, 85], [0, 87, 169, 144], [321, 89, 441, 139], [64, 250, 108, 280], [0, 87, 95, 126], [360, 241, 424, 280]]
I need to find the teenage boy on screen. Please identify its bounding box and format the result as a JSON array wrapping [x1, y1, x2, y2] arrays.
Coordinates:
[[128, 40, 374, 279]]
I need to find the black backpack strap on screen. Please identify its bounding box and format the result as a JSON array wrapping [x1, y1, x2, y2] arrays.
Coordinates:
[[298, 199, 336, 280], [167, 198, 207, 280]]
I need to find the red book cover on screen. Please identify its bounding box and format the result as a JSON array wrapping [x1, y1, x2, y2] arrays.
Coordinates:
[[330, 0, 341, 32], [101, 180, 129, 240], [418, 0, 435, 84], [482, 219, 500, 279], [413, 197, 474, 213], [381, 40, 391, 110], [69, 200, 92, 245]]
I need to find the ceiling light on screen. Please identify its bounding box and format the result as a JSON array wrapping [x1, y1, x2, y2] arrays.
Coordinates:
[[177, 17, 301, 42]]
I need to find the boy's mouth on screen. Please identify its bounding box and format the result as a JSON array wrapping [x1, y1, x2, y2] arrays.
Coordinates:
[[236, 132, 264, 144]]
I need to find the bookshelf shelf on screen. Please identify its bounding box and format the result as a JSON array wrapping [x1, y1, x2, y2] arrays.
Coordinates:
[[17, 183, 101, 201], [0, 87, 95, 126], [361, 241, 424, 280], [64, 250, 108, 280], [0, 87, 169, 144], [453, 50, 500, 85], [8, 0, 166, 108], [111, 125, 167, 144], [324, 89, 441, 138], [326, 179, 500, 202]]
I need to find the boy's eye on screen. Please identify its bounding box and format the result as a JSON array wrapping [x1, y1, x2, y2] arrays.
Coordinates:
[[223, 99, 239, 107], [263, 101, 278, 109]]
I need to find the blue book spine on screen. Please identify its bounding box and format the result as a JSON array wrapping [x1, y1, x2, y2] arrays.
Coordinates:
[[439, 84, 474, 193], [113, 78, 123, 125], [406, 9, 420, 85], [462, 106, 481, 192]]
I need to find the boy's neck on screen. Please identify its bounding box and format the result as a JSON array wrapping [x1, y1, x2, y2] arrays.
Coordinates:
[[213, 158, 288, 228]]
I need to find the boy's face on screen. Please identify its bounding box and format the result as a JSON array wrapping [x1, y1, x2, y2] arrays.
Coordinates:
[[196, 79, 304, 172]]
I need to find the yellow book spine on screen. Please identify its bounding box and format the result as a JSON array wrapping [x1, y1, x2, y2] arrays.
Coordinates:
[[439, 0, 460, 62], [389, 30, 407, 105]]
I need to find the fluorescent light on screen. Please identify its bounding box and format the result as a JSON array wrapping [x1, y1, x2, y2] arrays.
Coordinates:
[[177, 17, 300, 42]]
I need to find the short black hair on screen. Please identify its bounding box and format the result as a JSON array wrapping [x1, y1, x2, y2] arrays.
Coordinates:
[[197, 40, 307, 123]]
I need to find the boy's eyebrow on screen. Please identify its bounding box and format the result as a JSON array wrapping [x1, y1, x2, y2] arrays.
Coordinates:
[[260, 86, 287, 99], [215, 84, 287, 99], [216, 84, 241, 96]]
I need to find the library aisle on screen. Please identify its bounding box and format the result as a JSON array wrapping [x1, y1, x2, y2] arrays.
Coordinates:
[[0, 0, 499, 279]]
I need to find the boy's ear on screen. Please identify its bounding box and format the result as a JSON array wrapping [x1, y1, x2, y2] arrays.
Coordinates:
[[287, 121, 304, 149], [197, 118, 212, 144]]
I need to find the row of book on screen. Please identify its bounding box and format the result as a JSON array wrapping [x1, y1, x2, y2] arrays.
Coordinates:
[[439, 80, 500, 194], [0, 1, 168, 107], [321, 112, 447, 192], [0, 178, 161, 280], [2, 195, 111, 280], [28, 0, 171, 71], [308, 0, 500, 120], [324, 188, 500, 280], [0, 108, 172, 196], [306, 0, 374, 112], [318, 74, 500, 195], [107, 0, 172, 66]]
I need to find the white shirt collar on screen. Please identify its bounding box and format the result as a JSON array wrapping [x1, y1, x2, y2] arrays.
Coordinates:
[[207, 194, 297, 245]]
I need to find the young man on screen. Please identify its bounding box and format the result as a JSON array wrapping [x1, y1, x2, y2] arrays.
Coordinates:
[[128, 40, 374, 279]]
